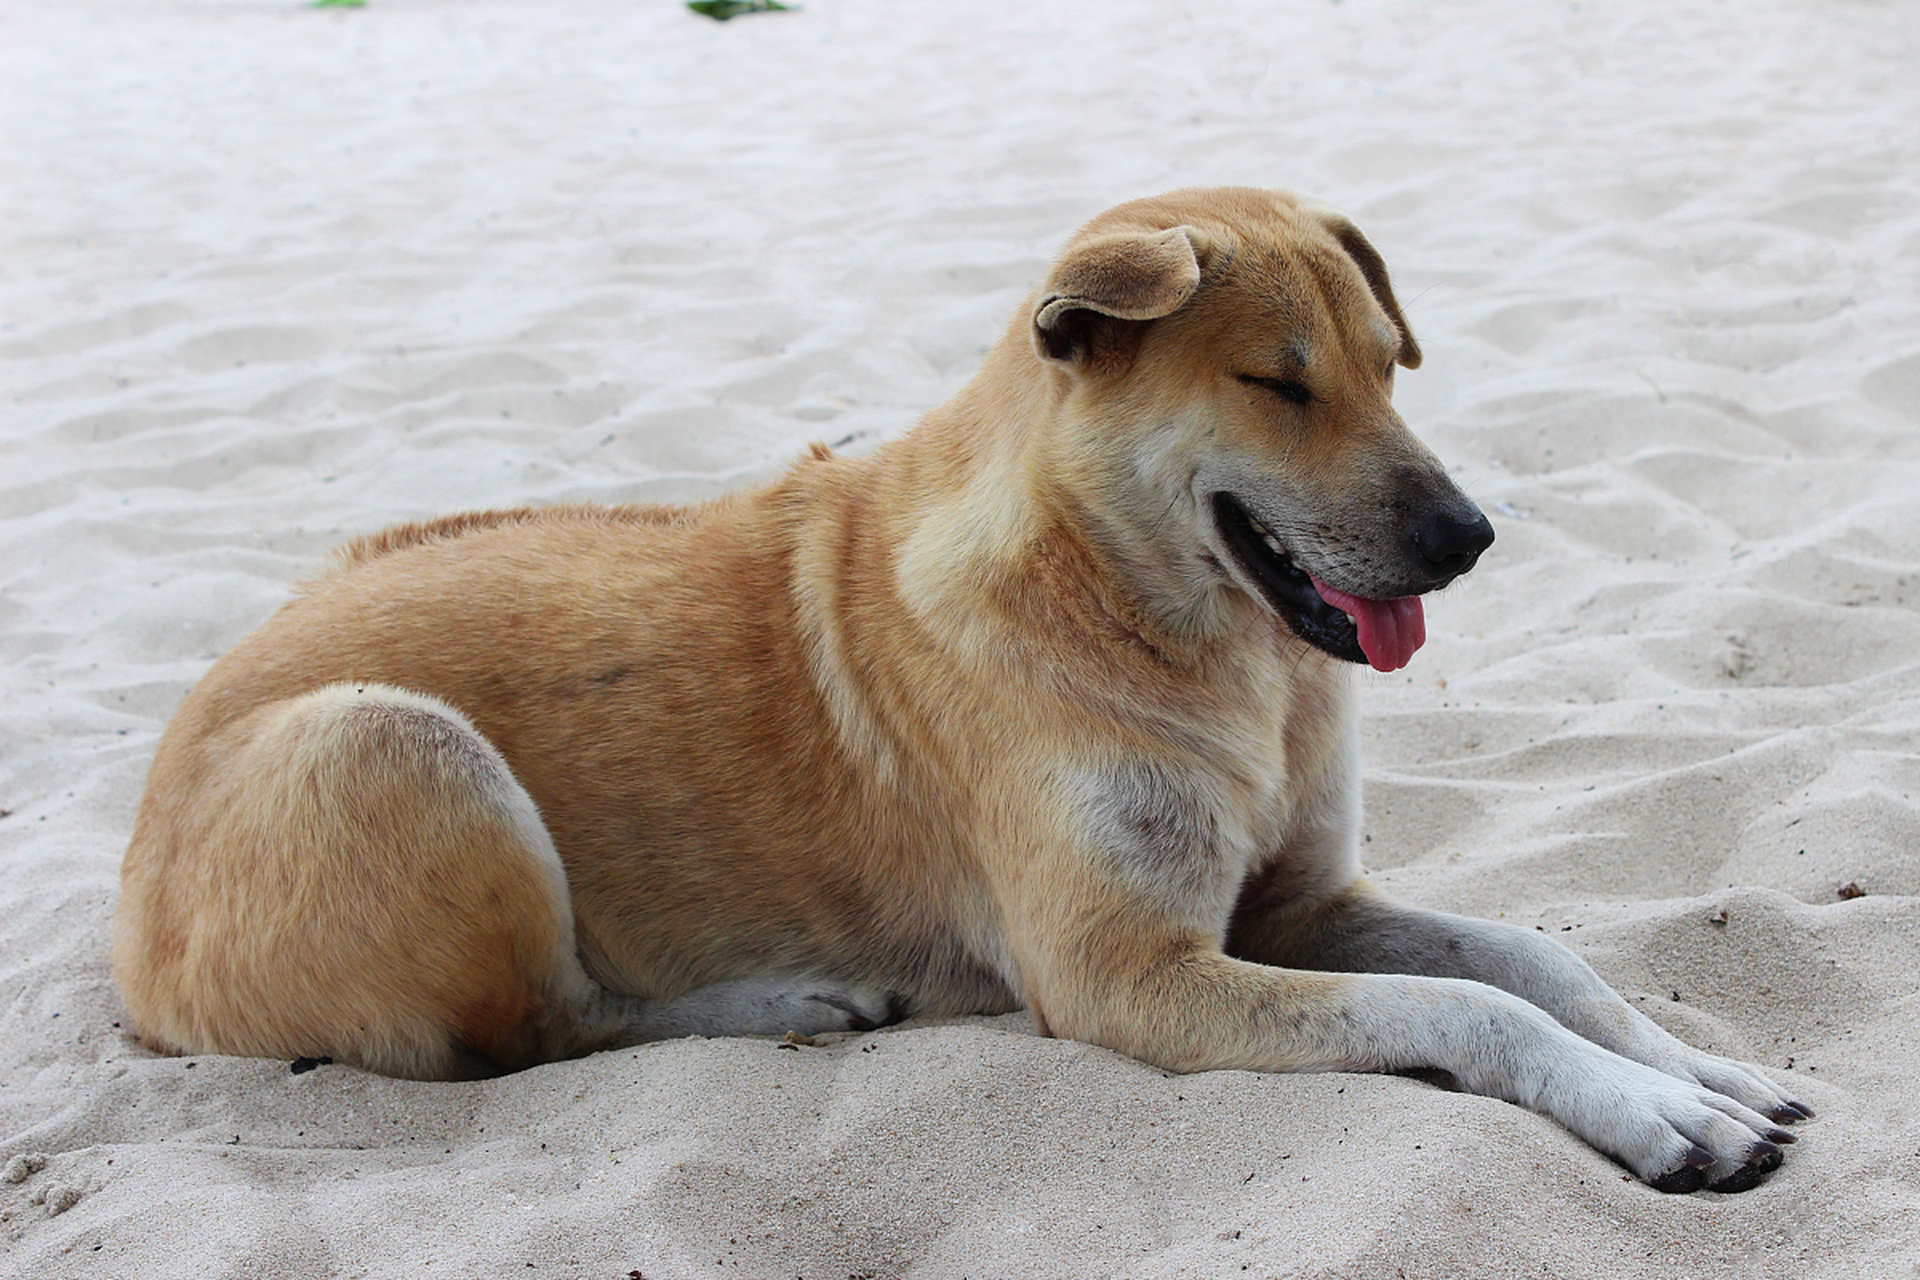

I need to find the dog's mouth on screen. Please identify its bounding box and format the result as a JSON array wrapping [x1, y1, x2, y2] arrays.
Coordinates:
[[1211, 492, 1426, 673]]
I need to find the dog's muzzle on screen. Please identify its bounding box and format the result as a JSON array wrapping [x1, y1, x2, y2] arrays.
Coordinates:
[[1211, 492, 1493, 672]]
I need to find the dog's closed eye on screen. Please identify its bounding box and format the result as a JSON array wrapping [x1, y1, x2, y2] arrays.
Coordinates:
[[1235, 374, 1319, 407]]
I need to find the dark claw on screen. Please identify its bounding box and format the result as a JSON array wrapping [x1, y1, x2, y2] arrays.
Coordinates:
[[1649, 1144, 1716, 1192], [1765, 1127, 1797, 1146], [1771, 1100, 1815, 1123], [1649, 1136, 1789, 1195]]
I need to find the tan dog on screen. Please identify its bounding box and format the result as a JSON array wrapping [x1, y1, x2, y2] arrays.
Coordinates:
[[115, 187, 1808, 1192]]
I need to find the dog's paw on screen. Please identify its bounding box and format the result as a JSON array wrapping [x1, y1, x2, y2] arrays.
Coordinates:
[[760, 982, 910, 1043], [1649, 1046, 1815, 1129], [1645, 1137, 1785, 1195], [1559, 1053, 1801, 1193], [794, 983, 910, 1034], [656, 974, 907, 1039]]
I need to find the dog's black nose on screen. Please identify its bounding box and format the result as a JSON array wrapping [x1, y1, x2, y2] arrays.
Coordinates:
[[1413, 504, 1495, 580]]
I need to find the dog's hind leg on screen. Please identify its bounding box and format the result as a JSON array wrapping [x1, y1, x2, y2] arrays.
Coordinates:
[[117, 682, 595, 1078], [114, 682, 897, 1078]]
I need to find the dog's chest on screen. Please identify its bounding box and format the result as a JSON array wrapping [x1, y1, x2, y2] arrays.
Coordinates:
[[1075, 757, 1294, 926]]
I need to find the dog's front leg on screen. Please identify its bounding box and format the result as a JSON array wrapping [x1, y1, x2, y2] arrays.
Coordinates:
[[1036, 882, 1797, 1189], [1015, 877, 1798, 1192], [1227, 872, 1812, 1125]]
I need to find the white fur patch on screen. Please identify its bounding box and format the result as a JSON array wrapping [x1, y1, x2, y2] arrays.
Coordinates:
[[1077, 762, 1248, 927]]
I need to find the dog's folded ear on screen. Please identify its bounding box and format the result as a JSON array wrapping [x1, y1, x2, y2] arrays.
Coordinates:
[[1033, 226, 1212, 366], [1311, 210, 1423, 371]]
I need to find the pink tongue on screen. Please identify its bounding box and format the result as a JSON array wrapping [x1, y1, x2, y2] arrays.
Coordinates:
[[1309, 576, 1426, 673]]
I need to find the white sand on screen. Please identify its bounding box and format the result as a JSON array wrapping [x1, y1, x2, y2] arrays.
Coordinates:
[[4, 0, 1918, 1274]]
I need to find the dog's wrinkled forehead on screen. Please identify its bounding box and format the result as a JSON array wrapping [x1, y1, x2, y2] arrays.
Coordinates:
[[1220, 215, 1412, 366], [1085, 188, 1416, 365], [1033, 187, 1420, 375], [1258, 281, 1406, 376]]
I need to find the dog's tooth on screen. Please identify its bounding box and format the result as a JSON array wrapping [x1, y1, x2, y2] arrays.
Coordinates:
[[1242, 510, 1285, 556]]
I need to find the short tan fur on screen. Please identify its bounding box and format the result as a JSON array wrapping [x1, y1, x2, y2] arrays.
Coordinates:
[[115, 188, 1807, 1191]]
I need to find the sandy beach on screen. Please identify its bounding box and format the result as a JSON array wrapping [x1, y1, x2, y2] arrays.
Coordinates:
[[4, 1, 1918, 1275]]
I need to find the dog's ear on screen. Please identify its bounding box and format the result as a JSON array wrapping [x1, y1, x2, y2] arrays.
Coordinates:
[[1033, 226, 1211, 366], [1314, 211, 1422, 371]]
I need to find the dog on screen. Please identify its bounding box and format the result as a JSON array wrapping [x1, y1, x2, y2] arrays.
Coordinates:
[[114, 187, 1809, 1192]]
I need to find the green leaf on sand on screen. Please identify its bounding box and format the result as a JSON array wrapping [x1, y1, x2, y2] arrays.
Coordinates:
[[687, 0, 793, 20]]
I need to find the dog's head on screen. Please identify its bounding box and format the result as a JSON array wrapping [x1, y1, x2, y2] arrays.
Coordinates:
[[1028, 187, 1493, 672]]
